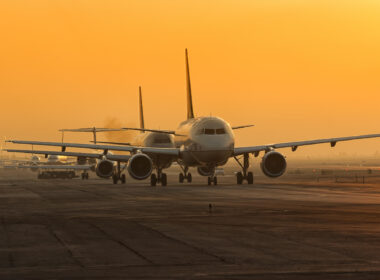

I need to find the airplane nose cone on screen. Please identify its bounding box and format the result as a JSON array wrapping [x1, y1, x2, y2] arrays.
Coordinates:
[[189, 139, 234, 164]]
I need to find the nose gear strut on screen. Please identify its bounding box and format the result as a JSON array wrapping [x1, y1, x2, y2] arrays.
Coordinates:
[[150, 167, 167, 186], [112, 161, 126, 184], [179, 165, 192, 183]]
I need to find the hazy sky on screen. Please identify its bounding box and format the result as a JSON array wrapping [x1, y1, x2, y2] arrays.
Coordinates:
[[1, 0, 379, 157]]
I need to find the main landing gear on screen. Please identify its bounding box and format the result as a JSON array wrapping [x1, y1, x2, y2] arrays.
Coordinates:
[[112, 161, 126, 184], [179, 166, 192, 183], [150, 168, 167, 186], [234, 153, 254, 185]]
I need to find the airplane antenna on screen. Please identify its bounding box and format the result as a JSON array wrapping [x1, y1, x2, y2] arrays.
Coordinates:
[[139, 86, 145, 133], [61, 131, 64, 143], [185, 49, 195, 119]]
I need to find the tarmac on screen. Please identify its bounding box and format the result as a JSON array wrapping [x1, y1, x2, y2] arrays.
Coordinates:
[[1, 170, 380, 279]]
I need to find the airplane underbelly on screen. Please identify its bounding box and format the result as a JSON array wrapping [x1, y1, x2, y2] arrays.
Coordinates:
[[181, 150, 231, 166]]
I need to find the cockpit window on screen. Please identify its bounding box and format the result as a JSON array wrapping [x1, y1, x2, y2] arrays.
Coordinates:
[[204, 129, 215, 135], [216, 128, 225, 134]]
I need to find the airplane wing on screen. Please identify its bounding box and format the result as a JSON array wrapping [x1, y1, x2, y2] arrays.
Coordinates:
[[17, 165, 93, 170], [60, 127, 184, 136], [4, 149, 131, 162], [234, 134, 380, 156], [121, 127, 185, 136], [90, 141, 131, 146], [5, 141, 179, 157], [231, 124, 254, 130]]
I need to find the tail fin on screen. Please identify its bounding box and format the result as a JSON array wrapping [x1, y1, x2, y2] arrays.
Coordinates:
[[185, 49, 195, 119], [139, 86, 145, 131]]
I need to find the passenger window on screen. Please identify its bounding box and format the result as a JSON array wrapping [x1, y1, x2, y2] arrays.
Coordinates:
[[204, 129, 215, 135], [216, 128, 225, 134]]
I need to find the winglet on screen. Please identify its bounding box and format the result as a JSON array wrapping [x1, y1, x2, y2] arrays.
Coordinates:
[[139, 86, 145, 132], [185, 49, 195, 120]]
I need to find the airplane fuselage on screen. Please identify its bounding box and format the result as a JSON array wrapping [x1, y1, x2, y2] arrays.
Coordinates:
[[133, 132, 175, 170], [175, 116, 235, 167]]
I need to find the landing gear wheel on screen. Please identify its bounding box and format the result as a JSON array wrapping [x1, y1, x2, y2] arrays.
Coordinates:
[[112, 175, 118, 184], [81, 173, 85, 180], [236, 172, 243, 184], [121, 174, 126, 184], [86, 173, 89, 180], [213, 176, 217, 185], [207, 177, 212, 185], [187, 173, 192, 183], [151, 174, 157, 186], [247, 172, 254, 184], [161, 173, 167, 186], [179, 173, 184, 183]]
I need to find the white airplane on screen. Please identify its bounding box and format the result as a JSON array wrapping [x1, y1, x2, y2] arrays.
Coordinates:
[[5, 49, 380, 185], [59, 87, 176, 185]]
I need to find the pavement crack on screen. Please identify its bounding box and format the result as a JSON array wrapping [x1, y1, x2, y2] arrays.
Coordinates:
[[136, 221, 230, 264], [47, 226, 85, 268], [1, 217, 14, 267], [87, 222, 155, 265]]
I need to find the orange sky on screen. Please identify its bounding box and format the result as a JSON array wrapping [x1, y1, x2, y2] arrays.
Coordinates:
[[1, 0, 380, 158]]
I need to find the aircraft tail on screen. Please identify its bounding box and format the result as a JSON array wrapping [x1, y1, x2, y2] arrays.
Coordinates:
[[185, 49, 195, 120], [139, 86, 145, 132]]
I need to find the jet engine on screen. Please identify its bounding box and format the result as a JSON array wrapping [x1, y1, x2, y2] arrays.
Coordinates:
[[197, 166, 215, 177], [127, 153, 153, 180], [95, 160, 115, 178], [260, 151, 287, 178]]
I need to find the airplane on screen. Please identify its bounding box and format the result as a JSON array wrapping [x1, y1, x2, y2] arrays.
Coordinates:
[[14, 154, 93, 179], [60, 86, 177, 186], [5, 49, 380, 186]]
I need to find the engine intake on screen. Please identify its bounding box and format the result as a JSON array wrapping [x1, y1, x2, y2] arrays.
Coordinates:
[[197, 166, 215, 177], [96, 160, 115, 178], [127, 153, 153, 180], [260, 151, 287, 178]]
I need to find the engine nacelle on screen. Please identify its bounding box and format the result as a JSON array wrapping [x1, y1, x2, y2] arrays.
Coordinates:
[[197, 166, 215, 177], [77, 156, 87, 165], [260, 151, 287, 178], [127, 153, 153, 180], [95, 160, 115, 178]]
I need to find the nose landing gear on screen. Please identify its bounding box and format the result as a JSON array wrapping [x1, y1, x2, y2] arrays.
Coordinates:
[[234, 153, 254, 185], [150, 168, 167, 186], [207, 175, 217, 186], [179, 166, 192, 183], [81, 172, 89, 180], [112, 161, 126, 184]]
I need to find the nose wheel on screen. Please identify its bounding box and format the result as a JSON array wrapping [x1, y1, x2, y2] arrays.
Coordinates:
[[150, 169, 167, 186], [112, 161, 126, 184], [207, 176, 217, 186], [179, 166, 192, 183], [234, 153, 254, 185], [81, 172, 89, 180]]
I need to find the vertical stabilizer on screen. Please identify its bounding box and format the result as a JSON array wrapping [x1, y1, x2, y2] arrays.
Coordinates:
[[185, 49, 195, 119], [139, 86, 145, 132]]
